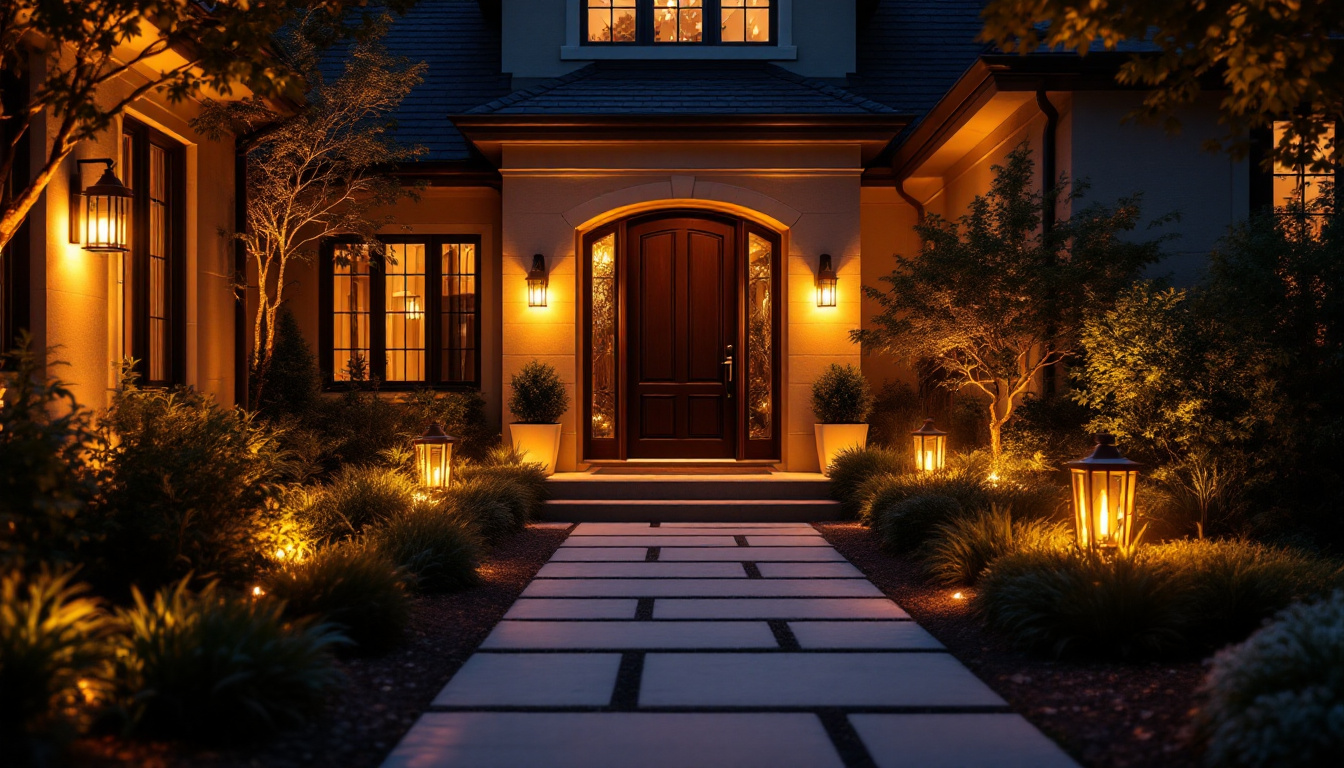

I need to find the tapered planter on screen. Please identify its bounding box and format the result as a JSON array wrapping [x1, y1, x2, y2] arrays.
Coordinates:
[[509, 423, 563, 476], [814, 423, 870, 477]]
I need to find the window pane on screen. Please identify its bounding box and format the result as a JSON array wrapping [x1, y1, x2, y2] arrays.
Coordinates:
[[384, 243, 426, 382], [440, 241, 477, 384], [333, 246, 370, 381], [121, 133, 134, 362], [588, 0, 636, 42], [722, 0, 770, 43], [148, 144, 169, 383], [655, 0, 703, 43], [746, 233, 772, 439], [591, 233, 617, 439]]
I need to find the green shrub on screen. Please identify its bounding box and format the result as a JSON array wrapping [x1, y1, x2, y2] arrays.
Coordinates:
[[866, 380, 923, 449], [1151, 540, 1343, 649], [455, 444, 550, 521], [94, 379, 290, 591], [811, 364, 873, 424], [302, 388, 496, 473], [0, 567, 111, 743], [986, 477, 1067, 521], [877, 493, 966, 553], [263, 541, 410, 655], [508, 361, 569, 424], [862, 469, 988, 527], [113, 578, 343, 741], [1192, 591, 1344, 768], [447, 474, 530, 541], [922, 505, 1070, 586], [975, 549, 1186, 659], [310, 464, 417, 541], [368, 503, 482, 593], [254, 308, 319, 419], [1001, 394, 1094, 471], [827, 446, 904, 519]]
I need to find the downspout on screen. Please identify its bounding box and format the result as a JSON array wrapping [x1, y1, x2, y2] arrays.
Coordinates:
[[895, 176, 926, 222], [1036, 89, 1060, 399]]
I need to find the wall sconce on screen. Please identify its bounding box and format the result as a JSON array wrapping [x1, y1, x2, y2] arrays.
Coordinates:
[[527, 254, 548, 307], [1067, 434, 1141, 551], [69, 159, 132, 253], [412, 422, 457, 489], [911, 418, 948, 473], [816, 253, 837, 307]]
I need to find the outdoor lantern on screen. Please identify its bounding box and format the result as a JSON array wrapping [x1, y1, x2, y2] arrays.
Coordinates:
[[911, 418, 947, 473], [412, 422, 457, 489], [816, 253, 837, 307], [526, 254, 548, 307], [1067, 433, 1141, 551], [71, 159, 132, 253]]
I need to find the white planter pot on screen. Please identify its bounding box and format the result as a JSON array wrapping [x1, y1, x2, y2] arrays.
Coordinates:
[[509, 423, 563, 476], [814, 423, 870, 477]]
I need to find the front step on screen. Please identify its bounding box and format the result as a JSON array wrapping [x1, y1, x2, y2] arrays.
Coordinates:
[[538, 499, 839, 523], [540, 472, 837, 522]]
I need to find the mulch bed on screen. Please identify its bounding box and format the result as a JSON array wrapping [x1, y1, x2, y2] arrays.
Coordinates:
[[816, 522, 1206, 768], [73, 524, 570, 768]]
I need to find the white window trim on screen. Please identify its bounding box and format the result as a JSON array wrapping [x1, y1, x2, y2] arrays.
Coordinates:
[[562, 0, 796, 61]]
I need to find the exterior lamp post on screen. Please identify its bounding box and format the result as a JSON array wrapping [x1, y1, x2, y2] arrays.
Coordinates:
[[911, 418, 947, 472], [526, 254, 548, 307], [412, 422, 456, 489], [816, 253, 837, 307], [1067, 434, 1141, 551], [70, 159, 132, 253]]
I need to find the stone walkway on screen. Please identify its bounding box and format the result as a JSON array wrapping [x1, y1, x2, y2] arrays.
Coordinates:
[[382, 522, 1079, 768]]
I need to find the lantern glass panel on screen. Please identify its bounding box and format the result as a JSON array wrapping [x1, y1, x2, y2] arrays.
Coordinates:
[[1070, 467, 1137, 549], [415, 441, 452, 488], [913, 433, 945, 472], [84, 190, 129, 252]]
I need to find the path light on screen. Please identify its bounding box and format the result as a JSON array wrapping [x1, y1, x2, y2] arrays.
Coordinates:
[[70, 159, 132, 253], [816, 253, 837, 307], [526, 254, 548, 307], [1067, 433, 1141, 551], [911, 418, 947, 472], [412, 421, 456, 489]]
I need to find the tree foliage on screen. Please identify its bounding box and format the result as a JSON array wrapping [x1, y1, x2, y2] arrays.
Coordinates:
[[854, 145, 1166, 459], [980, 0, 1344, 170]]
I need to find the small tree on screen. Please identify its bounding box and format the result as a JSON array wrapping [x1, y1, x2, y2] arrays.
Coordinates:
[[195, 15, 425, 407], [853, 146, 1166, 461]]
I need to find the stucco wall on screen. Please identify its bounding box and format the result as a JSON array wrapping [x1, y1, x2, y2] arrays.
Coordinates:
[[498, 141, 865, 471], [857, 185, 918, 391]]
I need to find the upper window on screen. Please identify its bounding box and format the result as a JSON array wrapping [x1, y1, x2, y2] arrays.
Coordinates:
[[322, 236, 481, 389], [584, 0, 773, 45], [1272, 121, 1336, 213]]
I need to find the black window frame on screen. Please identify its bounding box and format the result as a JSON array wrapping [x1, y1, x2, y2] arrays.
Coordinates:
[[1, 69, 31, 360], [318, 235, 483, 391], [1251, 119, 1342, 214], [122, 117, 186, 388], [581, 0, 777, 46]]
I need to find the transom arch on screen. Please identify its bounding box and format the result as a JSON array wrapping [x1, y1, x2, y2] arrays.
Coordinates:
[[565, 184, 800, 237]]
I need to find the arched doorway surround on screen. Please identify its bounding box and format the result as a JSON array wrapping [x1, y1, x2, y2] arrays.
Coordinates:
[[581, 209, 783, 462]]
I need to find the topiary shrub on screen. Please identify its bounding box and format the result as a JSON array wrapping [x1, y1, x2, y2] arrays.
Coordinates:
[[114, 578, 343, 742], [309, 464, 417, 541], [811, 364, 874, 424], [922, 505, 1070, 586], [508, 361, 569, 424], [975, 548, 1186, 659], [254, 308, 319, 419], [368, 502, 482, 593], [0, 566, 111, 747], [263, 541, 410, 655], [1192, 591, 1344, 768], [827, 445, 904, 518], [877, 493, 966, 553]]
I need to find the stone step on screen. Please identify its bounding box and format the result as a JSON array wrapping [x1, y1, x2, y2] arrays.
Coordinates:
[[537, 499, 841, 523], [546, 474, 831, 501]]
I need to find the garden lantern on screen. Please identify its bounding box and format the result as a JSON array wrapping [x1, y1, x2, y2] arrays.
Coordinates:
[[1067, 433, 1141, 551], [911, 418, 947, 472], [526, 254, 548, 307], [816, 253, 837, 307], [412, 422, 456, 489], [71, 159, 132, 253]]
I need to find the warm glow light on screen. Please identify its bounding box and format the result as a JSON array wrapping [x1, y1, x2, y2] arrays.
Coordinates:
[[952, 591, 964, 600], [275, 547, 287, 561], [252, 586, 265, 597], [71, 159, 132, 253], [1067, 434, 1141, 551], [412, 422, 456, 489], [815, 253, 838, 307], [526, 254, 548, 307], [911, 419, 947, 473], [987, 472, 1001, 485]]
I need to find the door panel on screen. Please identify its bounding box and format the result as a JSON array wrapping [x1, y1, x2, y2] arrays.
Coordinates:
[[627, 216, 738, 459]]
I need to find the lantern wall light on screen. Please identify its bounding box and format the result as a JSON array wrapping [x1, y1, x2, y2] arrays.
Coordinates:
[[412, 422, 457, 489], [911, 418, 947, 472], [526, 254, 548, 307], [816, 253, 837, 307], [1067, 433, 1141, 551], [69, 158, 132, 253]]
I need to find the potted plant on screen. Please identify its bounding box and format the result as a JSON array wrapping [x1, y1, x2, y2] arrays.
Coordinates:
[[508, 360, 570, 476], [812, 363, 873, 476]]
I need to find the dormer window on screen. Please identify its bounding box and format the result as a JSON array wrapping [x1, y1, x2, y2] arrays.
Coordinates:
[[584, 0, 774, 45]]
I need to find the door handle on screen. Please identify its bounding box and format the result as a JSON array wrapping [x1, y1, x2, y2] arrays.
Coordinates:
[[722, 345, 735, 395]]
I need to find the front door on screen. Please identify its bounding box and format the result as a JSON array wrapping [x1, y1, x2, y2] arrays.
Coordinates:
[[626, 216, 738, 458]]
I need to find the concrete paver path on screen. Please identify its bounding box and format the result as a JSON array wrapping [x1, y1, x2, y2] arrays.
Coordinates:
[[383, 522, 1078, 768]]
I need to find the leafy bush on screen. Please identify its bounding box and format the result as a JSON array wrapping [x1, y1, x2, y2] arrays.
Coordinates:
[[1001, 394, 1095, 472], [877, 493, 966, 553], [986, 477, 1068, 522], [1151, 539, 1342, 649], [254, 308, 319, 419], [368, 503, 482, 593], [94, 379, 291, 591], [0, 340, 104, 571], [309, 464, 417, 541], [113, 578, 343, 741], [975, 549, 1186, 659], [811, 364, 874, 424], [922, 505, 1070, 586], [861, 469, 988, 527], [827, 446, 905, 519], [1192, 591, 1344, 768], [508, 361, 569, 424], [0, 567, 111, 744], [263, 541, 410, 655]]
